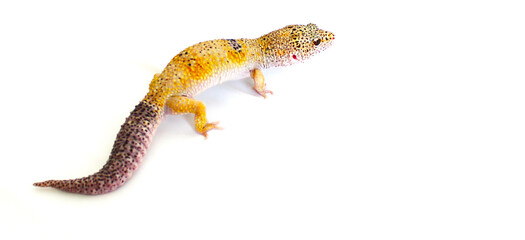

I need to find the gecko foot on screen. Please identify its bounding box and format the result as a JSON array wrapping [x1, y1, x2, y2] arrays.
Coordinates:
[[200, 121, 222, 139], [253, 87, 274, 99]]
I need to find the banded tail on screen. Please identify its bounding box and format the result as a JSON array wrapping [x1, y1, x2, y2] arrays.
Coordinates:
[[34, 100, 164, 195]]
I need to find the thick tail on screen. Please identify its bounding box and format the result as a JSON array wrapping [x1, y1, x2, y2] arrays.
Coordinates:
[[34, 100, 164, 195]]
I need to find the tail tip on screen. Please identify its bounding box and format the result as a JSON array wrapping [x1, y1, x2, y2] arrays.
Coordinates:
[[33, 180, 53, 187]]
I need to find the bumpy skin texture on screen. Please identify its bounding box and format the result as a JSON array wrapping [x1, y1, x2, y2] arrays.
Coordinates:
[[34, 23, 334, 195], [34, 101, 163, 194]]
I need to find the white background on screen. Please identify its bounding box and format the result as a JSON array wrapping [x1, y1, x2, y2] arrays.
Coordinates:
[[1, 0, 524, 239]]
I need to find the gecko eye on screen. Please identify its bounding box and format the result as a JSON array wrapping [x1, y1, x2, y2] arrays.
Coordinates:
[[313, 39, 321, 46]]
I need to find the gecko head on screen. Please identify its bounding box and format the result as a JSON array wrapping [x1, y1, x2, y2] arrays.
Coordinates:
[[259, 23, 335, 67], [260, 23, 334, 67], [289, 23, 334, 62]]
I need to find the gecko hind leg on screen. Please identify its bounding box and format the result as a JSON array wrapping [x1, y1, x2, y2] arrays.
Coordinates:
[[166, 96, 221, 138]]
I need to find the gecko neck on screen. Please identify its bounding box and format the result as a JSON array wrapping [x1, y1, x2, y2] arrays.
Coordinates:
[[240, 38, 293, 69], [254, 34, 295, 69]]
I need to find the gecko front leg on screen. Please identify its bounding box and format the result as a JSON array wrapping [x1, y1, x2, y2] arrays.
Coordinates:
[[251, 68, 273, 98], [166, 96, 221, 138]]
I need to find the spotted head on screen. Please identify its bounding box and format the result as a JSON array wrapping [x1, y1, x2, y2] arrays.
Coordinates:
[[258, 23, 335, 67]]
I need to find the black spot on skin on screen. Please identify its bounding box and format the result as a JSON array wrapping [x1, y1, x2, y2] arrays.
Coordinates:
[[227, 39, 242, 52]]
